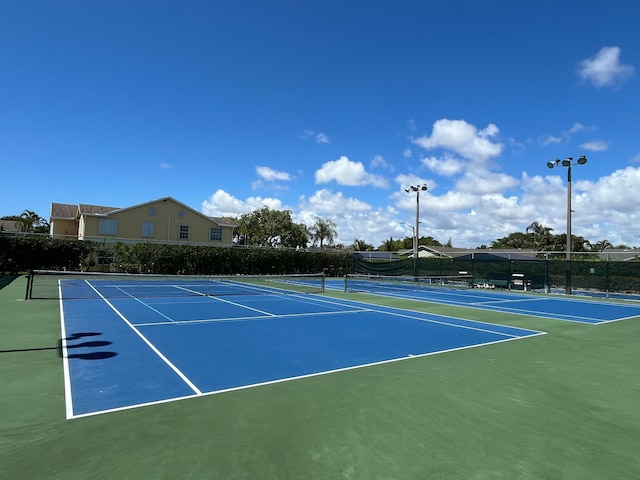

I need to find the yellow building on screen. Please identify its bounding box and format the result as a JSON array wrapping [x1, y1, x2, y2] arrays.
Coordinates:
[[50, 197, 235, 246]]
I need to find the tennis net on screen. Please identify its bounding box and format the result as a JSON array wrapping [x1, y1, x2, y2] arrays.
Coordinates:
[[344, 273, 473, 293], [27, 270, 325, 300]]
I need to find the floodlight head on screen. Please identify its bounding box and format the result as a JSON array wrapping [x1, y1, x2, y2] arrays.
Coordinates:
[[561, 159, 571, 167], [411, 186, 418, 192], [420, 184, 428, 191], [405, 188, 410, 193], [547, 161, 556, 169], [577, 155, 588, 165]]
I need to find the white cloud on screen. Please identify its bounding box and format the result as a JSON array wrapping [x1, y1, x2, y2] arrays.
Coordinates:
[[160, 163, 172, 169], [315, 133, 330, 143], [541, 135, 562, 146], [454, 170, 519, 195], [421, 155, 464, 177], [579, 140, 608, 152], [301, 129, 330, 143], [201, 189, 283, 217], [256, 166, 292, 181], [315, 155, 388, 187], [577, 46, 634, 88], [412, 119, 503, 164], [370, 154, 394, 171]]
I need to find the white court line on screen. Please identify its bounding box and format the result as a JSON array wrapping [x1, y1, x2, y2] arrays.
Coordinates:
[[133, 308, 373, 327], [114, 286, 178, 324], [58, 282, 74, 419], [68, 330, 545, 420], [290, 293, 544, 338], [83, 280, 202, 395]]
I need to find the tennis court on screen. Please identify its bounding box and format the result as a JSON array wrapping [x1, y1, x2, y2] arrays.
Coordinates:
[[335, 275, 640, 325], [57, 274, 543, 418]]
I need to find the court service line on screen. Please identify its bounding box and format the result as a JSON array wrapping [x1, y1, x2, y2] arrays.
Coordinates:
[[205, 294, 278, 316], [83, 280, 203, 395], [134, 308, 373, 327], [112, 285, 179, 324]]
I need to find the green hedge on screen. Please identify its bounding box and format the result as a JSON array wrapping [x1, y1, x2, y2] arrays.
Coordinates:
[[0, 235, 351, 276]]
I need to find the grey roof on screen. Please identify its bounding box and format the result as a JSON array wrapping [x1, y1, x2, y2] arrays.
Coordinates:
[[210, 216, 237, 227], [78, 204, 120, 215], [0, 219, 20, 232], [50, 203, 79, 219]]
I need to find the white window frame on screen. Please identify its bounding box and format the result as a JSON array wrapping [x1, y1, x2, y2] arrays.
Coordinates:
[[209, 227, 223, 241], [179, 224, 190, 239]]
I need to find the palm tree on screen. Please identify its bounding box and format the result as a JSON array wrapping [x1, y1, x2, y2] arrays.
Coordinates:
[[526, 221, 554, 251], [592, 239, 613, 252], [309, 218, 337, 249], [18, 210, 46, 233]]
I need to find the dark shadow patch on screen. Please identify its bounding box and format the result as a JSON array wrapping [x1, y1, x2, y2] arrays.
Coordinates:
[[65, 332, 102, 341], [67, 351, 118, 360], [66, 340, 112, 349], [0, 274, 19, 291]]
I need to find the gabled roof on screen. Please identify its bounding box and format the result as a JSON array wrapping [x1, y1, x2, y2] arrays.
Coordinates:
[[51, 197, 236, 227]]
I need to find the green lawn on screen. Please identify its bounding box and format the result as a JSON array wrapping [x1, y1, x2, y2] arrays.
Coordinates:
[[1, 275, 639, 479]]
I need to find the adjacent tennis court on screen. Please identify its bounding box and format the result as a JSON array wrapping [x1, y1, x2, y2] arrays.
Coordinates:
[[335, 274, 640, 324], [58, 274, 543, 418]]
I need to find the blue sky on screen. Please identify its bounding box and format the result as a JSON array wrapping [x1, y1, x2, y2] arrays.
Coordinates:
[[2, 1, 639, 248]]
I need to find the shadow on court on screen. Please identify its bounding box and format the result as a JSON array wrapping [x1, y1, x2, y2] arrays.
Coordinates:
[[0, 331, 117, 360]]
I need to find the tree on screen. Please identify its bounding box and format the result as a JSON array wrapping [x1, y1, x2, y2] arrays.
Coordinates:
[[417, 236, 443, 247], [234, 207, 308, 248], [309, 218, 337, 249], [590, 239, 613, 252], [378, 237, 403, 251], [491, 232, 530, 249], [2, 210, 49, 233], [526, 221, 554, 251], [351, 239, 373, 251]]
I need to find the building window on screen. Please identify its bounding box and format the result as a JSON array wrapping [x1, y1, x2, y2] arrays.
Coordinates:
[[98, 218, 118, 235], [179, 225, 190, 239], [148, 207, 156, 216], [210, 227, 222, 241], [142, 222, 155, 238]]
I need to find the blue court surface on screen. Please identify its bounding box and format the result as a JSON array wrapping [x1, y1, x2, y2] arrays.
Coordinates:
[[59, 279, 544, 418], [331, 278, 640, 325]]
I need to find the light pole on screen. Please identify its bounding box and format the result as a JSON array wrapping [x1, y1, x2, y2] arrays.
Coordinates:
[[546, 155, 588, 294], [401, 221, 416, 260], [405, 184, 428, 277]]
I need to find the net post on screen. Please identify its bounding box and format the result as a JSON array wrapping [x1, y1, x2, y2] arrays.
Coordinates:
[[321, 272, 326, 293], [25, 270, 33, 300]]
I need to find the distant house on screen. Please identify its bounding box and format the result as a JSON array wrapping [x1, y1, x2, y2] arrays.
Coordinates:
[[0, 219, 20, 233], [50, 197, 236, 246]]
